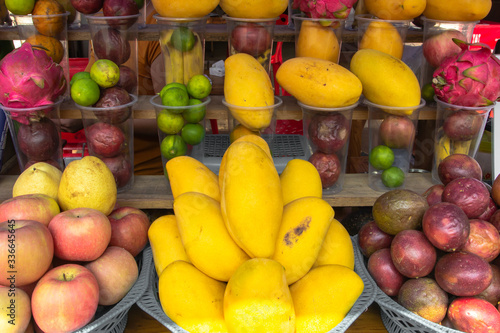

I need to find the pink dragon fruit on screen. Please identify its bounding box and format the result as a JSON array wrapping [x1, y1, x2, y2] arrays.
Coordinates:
[[0, 42, 67, 109], [293, 0, 357, 19], [432, 39, 500, 107]]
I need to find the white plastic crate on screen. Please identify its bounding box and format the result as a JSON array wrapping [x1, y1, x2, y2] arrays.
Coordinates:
[[190, 133, 310, 174], [137, 236, 376, 333]]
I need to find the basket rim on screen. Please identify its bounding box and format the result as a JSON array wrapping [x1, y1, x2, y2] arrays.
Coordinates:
[[137, 236, 376, 333]]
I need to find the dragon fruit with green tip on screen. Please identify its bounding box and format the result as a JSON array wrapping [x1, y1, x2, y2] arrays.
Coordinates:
[[432, 39, 500, 107], [0, 42, 67, 110], [293, 0, 357, 19]]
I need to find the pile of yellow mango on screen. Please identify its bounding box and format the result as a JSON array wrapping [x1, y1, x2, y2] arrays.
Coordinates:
[[148, 134, 364, 332]]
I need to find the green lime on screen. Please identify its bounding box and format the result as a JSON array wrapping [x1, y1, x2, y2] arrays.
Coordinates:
[[186, 74, 212, 99], [90, 59, 120, 88], [170, 27, 195, 52], [70, 71, 91, 86], [70, 78, 100, 106], [421, 82, 435, 103], [182, 99, 206, 123], [381, 166, 405, 188], [161, 86, 189, 111], [369, 145, 395, 170], [160, 134, 188, 160], [159, 82, 188, 99], [5, 0, 35, 15], [157, 109, 185, 134], [181, 123, 205, 145]]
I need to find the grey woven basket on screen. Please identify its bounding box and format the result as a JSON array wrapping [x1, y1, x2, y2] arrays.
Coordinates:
[[353, 235, 463, 333], [73, 246, 152, 333], [137, 236, 376, 333]]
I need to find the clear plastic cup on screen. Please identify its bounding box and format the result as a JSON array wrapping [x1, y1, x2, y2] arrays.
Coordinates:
[[293, 14, 345, 64], [77, 95, 138, 193], [225, 15, 277, 74], [155, 15, 208, 85], [150, 94, 211, 181], [299, 101, 357, 194], [14, 12, 70, 99], [420, 17, 478, 90], [431, 97, 493, 183], [2, 99, 65, 171], [366, 99, 426, 192], [86, 13, 140, 96], [355, 14, 411, 60]]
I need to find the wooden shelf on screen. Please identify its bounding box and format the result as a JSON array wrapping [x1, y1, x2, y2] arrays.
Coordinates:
[[59, 95, 437, 121], [0, 24, 424, 43], [0, 173, 435, 209]]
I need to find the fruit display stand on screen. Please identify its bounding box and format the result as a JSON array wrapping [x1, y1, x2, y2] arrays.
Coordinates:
[[0, 95, 438, 208], [77, 246, 151, 333], [136, 236, 377, 333]]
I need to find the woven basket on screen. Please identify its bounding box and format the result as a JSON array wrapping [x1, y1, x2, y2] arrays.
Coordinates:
[[137, 236, 376, 332], [74, 246, 152, 333], [352, 235, 463, 333]]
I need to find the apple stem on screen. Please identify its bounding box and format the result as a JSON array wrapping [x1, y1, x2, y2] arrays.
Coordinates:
[[63, 273, 67, 281]]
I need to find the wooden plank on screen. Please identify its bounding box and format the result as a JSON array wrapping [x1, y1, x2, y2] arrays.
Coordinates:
[[60, 95, 438, 120], [0, 173, 435, 209], [0, 24, 425, 43]]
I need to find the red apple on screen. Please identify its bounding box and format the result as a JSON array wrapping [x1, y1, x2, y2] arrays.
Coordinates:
[[48, 208, 111, 261], [422, 30, 467, 68], [0, 220, 53, 287], [0, 194, 60, 227], [31, 264, 99, 333], [0, 286, 31, 333], [107, 206, 150, 257], [85, 246, 139, 305]]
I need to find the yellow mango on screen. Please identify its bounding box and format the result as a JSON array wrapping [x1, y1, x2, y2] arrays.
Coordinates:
[[296, 20, 340, 63], [158, 260, 228, 332], [350, 49, 421, 110], [423, 0, 492, 21], [365, 0, 426, 20], [221, 141, 283, 258], [224, 258, 295, 333], [148, 215, 190, 276], [276, 57, 362, 108], [313, 218, 355, 270], [219, 0, 288, 19], [166, 155, 220, 202], [280, 159, 323, 205], [218, 135, 272, 189], [272, 197, 334, 284], [290, 265, 364, 333], [151, 0, 219, 18], [173, 192, 250, 282], [359, 21, 404, 59], [224, 53, 275, 131]]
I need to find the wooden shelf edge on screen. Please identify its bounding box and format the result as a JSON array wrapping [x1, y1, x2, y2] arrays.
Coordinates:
[[0, 173, 436, 209], [60, 95, 437, 121], [0, 24, 424, 43]]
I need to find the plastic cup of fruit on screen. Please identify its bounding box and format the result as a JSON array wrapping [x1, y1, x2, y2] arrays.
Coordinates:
[[419, 17, 478, 90], [77, 94, 138, 193], [225, 15, 277, 75], [298, 101, 358, 195], [150, 94, 211, 186], [154, 15, 208, 85], [431, 96, 493, 184], [365, 99, 426, 192], [14, 12, 70, 99], [1, 99, 65, 172], [355, 14, 411, 61], [293, 14, 346, 65], [222, 95, 282, 146], [85, 13, 140, 96]]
